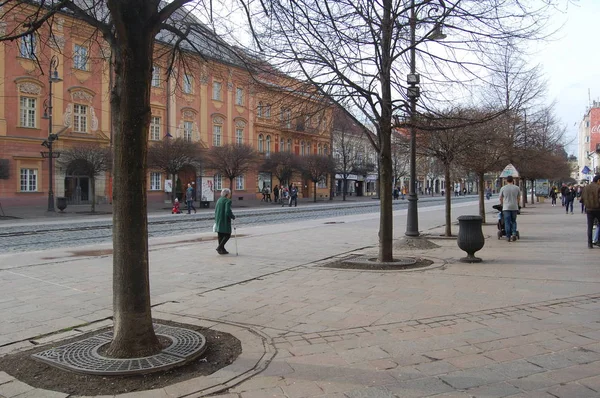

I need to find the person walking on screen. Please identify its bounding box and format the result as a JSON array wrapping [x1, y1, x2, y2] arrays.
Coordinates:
[[549, 186, 557, 206], [214, 188, 236, 255], [564, 184, 576, 215], [499, 175, 521, 242], [581, 175, 600, 249], [185, 183, 196, 214], [289, 183, 298, 207], [560, 183, 568, 207], [273, 184, 279, 203]]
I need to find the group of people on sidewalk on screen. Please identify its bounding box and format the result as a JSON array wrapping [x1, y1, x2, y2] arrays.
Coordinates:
[[264, 184, 299, 207]]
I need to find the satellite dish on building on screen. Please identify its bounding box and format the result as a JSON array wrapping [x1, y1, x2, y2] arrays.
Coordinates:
[[499, 163, 520, 178]]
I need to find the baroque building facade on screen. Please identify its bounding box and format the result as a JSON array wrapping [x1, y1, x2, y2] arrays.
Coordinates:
[[0, 5, 333, 208]]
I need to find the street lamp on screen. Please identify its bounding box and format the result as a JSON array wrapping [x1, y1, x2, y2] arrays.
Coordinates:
[[405, 0, 446, 237], [41, 55, 62, 212]]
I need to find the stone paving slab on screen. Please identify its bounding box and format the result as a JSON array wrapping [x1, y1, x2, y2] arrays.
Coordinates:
[[1, 202, 600, 397]]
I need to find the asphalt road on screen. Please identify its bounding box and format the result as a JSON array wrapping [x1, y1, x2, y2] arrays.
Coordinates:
[[0, 196, 480, 253]]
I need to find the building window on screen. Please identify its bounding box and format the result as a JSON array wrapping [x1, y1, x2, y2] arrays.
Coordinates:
[[73, 104, 88, 133], [236, 128, 243, 144], [214, 174, 222, 191], [305, 115, 312, 128], [280, 108, 291, 128], [150, 116, 161, 140], [300, 141, 305, 156], [184, 121, 193, 142], [236, 87, 244, 106], [266, 135, 271, 157], [324, 144, 329, 155], [183, 74, 193, 94], [264, 104, 271, 118], [212, 81, 222, 100], [236, 175, 245, 190], [152, 66, 161, 87], [19, 34, 36, 59], [318, 177, 327, 189], [20, 168, 37, 192], [280, 138, 284, 152], [318, 143, 323, 155], [20, 97, 36, 128], [258, 134, 264, 153], [213, 124, 222, 146], [257, 102, 263, 118], [150, 172, 161, 190], [307, 141, 312, 155], [73, 44, 88, 71], [287, 138, 292, 152]]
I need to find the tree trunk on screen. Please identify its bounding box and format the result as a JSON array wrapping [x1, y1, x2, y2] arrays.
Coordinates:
[[478, 172, 485, 223], [444, 164, 452, 237], [521, 179, 527, 208], [171, 172, 176, 203], [313, 181, 317, 202], [343, 178, 347, 201], [106, 1, 161, 358], [229, 178, 234, 192], [90, 176, 96, 213], [530, 178, 535, 204]]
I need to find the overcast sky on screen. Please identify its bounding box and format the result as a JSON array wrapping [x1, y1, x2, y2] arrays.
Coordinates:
[[536, 0, 600, 156]]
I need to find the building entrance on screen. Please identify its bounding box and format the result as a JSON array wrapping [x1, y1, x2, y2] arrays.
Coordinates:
[[64, 176, 90, 204]]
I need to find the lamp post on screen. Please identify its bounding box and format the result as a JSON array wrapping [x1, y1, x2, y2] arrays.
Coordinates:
[[41, 55, 62, 212], [405, 0, 446, 237]]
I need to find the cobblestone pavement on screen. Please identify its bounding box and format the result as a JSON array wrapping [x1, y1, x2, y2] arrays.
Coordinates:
[[0, 200, 599, 397]]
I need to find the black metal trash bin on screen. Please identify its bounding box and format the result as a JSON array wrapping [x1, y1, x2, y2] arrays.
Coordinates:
[[56, 197, 67, 212], [457, 215, 485, 263]]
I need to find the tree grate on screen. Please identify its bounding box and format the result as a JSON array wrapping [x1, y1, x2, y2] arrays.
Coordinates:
[[32, 323, 207, 376]]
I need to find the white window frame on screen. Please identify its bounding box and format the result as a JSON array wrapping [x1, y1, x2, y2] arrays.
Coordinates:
[[20, 97, 36, 128], [235, 128, 243, 144], [300, 141, 305, 156], [20, 168, 37, 192], [183, 74, 193, 94], [235, 87, 244, 106], [257, 102, 263, 118], [318, 177, 327, 189], [258, 134, 264, 153], [213, 124, 222, 146], [236, 175, 245, 190], [150, 172, 161, 190], [152, 66, 161, 87], [150, 116, 161, 140], [212, 81, 222, 100], [73, 44, 88, 71], [318, 143, 323, 155], [287, 138, 292, 152], [280, 138, 284, 152], [214, 174, 223, 191], [19, 34, 36, 59], [264, 104, 271, 118], [73, 104, 88, 133], [266, 135, 271, 156], [183, 121, 193, 142]]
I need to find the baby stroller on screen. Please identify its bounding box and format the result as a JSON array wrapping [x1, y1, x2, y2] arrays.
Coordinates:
[[171, 198, 181, 214], [492, 204, 520, 240]]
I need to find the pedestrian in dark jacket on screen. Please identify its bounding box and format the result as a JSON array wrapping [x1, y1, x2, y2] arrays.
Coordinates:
[[214, 188, 235, 255], [289, 184, 298, 207], [565, 185, 576, 214], [582, 175, 600, 248], [186, 183, 196, 214]]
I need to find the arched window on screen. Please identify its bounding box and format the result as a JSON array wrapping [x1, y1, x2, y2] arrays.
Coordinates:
[[287, 138, 292, 152], [300, 141, 305, 156], [280, 138, 284, 152], [318, 143, 322, 155], [266, 135, 271, 156], [307, 141, 312, 155], [258, 134, 264, 152]]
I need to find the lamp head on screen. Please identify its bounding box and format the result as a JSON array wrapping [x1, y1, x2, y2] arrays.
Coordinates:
[[427, 25, 447, 41], [50, 69, 62, 83]]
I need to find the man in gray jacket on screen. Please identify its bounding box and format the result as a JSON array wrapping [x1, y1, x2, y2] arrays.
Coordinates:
[[499, 175, 521, 242], [582, 175, 600, 249]]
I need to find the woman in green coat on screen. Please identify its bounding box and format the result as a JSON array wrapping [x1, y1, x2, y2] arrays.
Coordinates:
[[214, 188, 236, 254]]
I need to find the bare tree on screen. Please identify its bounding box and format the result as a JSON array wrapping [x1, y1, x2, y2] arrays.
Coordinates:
[[206, 144, 258, 192], [248, 0, 559, 261], [332, 126, 366, 201], [0, 0, 254, 358], [58, 145, 112, 213], [299, 154, 335, 202], [391, 132, 410, 188], [147, 138, 203, 203], [262, 151, 298, 188]]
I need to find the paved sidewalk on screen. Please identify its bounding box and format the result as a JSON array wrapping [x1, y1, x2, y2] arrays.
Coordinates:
[[0, 200, 599, 397]]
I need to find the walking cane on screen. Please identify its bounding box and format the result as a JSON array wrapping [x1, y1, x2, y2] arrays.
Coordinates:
[[233, 218, 238, 256]]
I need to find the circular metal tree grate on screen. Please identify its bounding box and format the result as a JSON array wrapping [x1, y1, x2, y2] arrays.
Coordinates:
[[32, 323, 207, 376]]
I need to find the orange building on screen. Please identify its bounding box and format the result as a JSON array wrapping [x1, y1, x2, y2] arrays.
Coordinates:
[[0, 5, 333, 209]]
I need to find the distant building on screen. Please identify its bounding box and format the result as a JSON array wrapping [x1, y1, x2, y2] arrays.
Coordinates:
[[578, 101, 600, 182]]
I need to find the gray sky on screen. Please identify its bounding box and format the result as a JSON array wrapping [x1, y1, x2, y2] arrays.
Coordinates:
[[537, 0, 600, 156]]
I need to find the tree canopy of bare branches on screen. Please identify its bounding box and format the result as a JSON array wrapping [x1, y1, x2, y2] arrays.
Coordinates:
[[58, 145, 112, 213], [147, 137, 204, 203], [247, 0, 563, 261], [262, 151, 298, 186], [206, 144, 258, 191], [299, 154, 335, 202]]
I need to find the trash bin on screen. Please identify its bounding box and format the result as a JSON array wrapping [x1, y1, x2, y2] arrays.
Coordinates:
[[56, 197, 67, 212], [457, 215, 484, 263]]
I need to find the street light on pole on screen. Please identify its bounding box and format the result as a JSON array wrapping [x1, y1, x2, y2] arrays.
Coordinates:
[[40, 55, 62, 212], [405, 0, 446, 237]]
